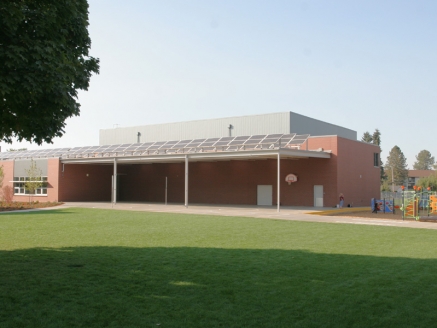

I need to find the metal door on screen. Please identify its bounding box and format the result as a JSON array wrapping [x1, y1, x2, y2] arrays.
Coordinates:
[[257, 185, 273, 206], [314, 185, 324, 207]]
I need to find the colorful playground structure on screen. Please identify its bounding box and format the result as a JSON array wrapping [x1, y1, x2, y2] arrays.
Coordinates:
[[373, 186, 437, 220], [399, 186, 437, 220]]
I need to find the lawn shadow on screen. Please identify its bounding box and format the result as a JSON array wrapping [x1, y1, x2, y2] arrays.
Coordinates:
[[1, 246, 437, 327], [0, 209, 74, 216]]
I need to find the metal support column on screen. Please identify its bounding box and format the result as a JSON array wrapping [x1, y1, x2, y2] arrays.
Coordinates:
[[165, 176, 168, 205], [277, 152, 281, 212], [185, 155, 189, 208], [113, 158, 117, 205]]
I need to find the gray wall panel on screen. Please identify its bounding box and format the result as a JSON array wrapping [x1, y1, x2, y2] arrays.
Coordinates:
[[99, 112, 357, 145], [100, 112, 291, 145], [14, 159, 48, 176], [289, 112, 357, 140]]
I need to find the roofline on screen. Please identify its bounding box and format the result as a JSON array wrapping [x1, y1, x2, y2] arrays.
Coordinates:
[[60, 148, 331, 165]]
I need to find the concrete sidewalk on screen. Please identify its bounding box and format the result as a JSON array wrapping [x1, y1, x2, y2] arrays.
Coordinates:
[[61, 202, 437, 230]]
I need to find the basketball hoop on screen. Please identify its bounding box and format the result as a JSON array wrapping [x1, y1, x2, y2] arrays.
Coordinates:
[[285, 174, 298, 185]]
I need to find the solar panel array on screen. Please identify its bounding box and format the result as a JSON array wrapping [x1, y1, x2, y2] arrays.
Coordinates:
[[0, 134, 310, 160]]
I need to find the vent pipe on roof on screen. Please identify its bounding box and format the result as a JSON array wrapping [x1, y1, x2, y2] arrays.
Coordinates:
[[137, 132, 141, 143], [228, 124, 233, 137]]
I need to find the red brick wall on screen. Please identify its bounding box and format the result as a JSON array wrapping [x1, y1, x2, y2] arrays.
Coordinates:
[[303, 136, 380, 207], [116, 155, 338, 207], [0, 158, 60, 202], [2, 135, 381, 207], [59, 163, 113, 201], [336, 137, 380, 207]]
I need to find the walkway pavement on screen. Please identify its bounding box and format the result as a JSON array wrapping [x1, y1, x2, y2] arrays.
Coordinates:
[[60, 202, 437, 230]]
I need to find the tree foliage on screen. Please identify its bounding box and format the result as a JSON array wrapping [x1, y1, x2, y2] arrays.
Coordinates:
[[385, 146, 408, 186], [362, 129, 385, 183], [413, 150, 435, 170], [372, 129, 381, 146], [7, 148, 27, 152], [361, 131, 373, 143], [0, 0, 99, 144], [0, 165, 3, 189], [360, 129, 381, 146], [24, 159, 43, 196], [417, 172, 437, 191]]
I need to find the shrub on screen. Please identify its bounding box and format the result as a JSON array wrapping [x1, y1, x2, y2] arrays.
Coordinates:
[[2, 186, 13, 204]]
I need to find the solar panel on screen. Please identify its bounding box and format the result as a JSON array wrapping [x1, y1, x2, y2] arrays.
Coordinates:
[[0, 133, 311, 160]]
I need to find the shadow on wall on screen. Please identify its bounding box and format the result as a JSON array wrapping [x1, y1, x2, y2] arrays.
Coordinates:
[[1, 246, 436, 327]]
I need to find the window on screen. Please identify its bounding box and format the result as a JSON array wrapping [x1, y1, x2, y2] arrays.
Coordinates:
[[373, 153, 379, 167], [13, 177, 48, 195]]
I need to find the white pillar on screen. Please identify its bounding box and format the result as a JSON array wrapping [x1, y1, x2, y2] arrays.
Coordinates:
[[113, 158, 117, 205], [277, 152, 281, 212], [185, 155, 189, 208]]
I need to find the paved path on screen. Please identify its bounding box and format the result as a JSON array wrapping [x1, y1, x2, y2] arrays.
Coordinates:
[[59, 202, 437, 230]]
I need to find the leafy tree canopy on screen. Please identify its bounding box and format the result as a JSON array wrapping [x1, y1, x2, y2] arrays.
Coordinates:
[[417, 172, 437, 191], [385, 145, 408, 186], [413, 150, 435, 170], [0, 0, 99, 144], [7, 148, 28, 152]]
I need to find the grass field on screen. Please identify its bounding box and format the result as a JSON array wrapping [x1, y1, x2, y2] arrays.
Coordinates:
[[1, 208, 437, 327]]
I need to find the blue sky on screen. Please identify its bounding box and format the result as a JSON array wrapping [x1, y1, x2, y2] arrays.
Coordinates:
[[2, 0, 436, 167]]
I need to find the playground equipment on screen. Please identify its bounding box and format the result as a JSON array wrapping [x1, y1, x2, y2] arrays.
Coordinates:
[[371, 198, 395, 214], [399, 186, 437, 220]]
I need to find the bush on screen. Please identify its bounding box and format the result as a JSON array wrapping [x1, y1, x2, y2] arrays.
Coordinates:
[[2, 186, 13, 203]]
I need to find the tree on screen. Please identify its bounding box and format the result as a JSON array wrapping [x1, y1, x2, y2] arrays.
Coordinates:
[[372, 129, 381, 146], [413, 150, 435, 170], [0, 165, 3, 190], [361, 131, 373, 143], [24, 159, 43, 203], [385, 146, 408, 187], [417, 172, 437, 191], [7, 148, 27, 152], [362, 129, 385, 184], [0, 165, 6, 202], [0, 0, 99, 144], [371, 129, 384, 184]]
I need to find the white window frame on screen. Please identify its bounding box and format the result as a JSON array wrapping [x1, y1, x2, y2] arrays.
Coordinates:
[[13, 176, 48, 196]]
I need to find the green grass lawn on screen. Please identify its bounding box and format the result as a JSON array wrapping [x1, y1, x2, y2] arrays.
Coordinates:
[[1, 208, 437, 327]]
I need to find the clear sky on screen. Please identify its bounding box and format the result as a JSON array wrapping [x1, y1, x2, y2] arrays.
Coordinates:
[[2, 0, 436, 168]]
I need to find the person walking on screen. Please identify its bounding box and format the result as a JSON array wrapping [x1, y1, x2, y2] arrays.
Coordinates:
[[372, 199, 379, 213], [339, 193, 344, 208]]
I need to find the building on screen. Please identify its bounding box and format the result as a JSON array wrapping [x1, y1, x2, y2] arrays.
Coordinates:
[[100, 112, 357, 145], [407, 170, 435, 190], [0, 112, 380, 209]]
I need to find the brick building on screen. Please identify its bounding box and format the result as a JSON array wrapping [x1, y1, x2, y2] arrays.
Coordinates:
[[0, 112, 380, 208]]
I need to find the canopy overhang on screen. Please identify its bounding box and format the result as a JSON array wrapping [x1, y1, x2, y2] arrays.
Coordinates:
[[60, 148, 330, 165]]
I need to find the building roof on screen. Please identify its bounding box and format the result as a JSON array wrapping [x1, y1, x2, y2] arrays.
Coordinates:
[[0, 133, 331, 164], [408, 170, 435, 178]]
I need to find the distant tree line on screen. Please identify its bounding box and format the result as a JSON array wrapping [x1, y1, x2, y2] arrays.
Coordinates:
[[361, 129, 436, 191]]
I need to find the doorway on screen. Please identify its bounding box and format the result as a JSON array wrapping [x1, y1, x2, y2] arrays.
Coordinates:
[[314, 185, 324, 207], [257, 185, 273, 206]]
